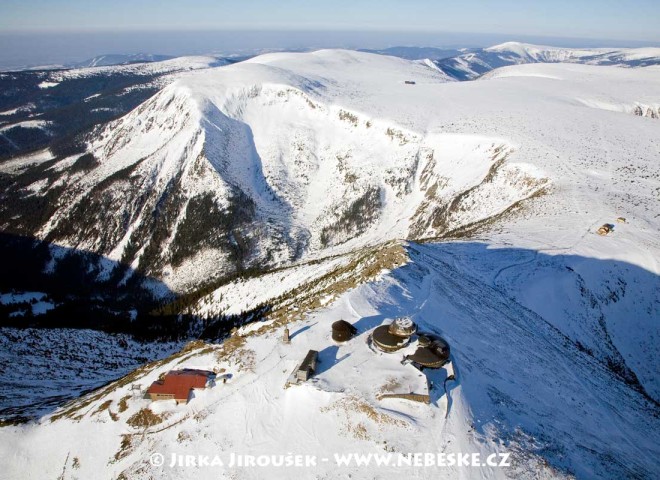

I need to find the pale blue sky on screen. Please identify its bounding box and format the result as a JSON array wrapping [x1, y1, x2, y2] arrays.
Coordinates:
[[0, 1, 658, 69], [1, 0, 658, 42]]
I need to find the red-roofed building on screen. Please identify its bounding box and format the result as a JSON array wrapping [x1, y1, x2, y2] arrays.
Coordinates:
[[147, 369, 214, 404]]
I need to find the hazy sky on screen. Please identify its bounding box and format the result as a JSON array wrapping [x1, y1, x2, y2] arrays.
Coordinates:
[[1, 0, 658, 42], [0, 1, 658, 69]]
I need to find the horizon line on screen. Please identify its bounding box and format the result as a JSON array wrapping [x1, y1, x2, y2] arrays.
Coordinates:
[[0, 27, 658, 47]]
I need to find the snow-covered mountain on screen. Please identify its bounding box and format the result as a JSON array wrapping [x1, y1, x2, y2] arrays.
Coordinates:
[[0, 54, 234, 162], [433, 41, 660, 80], [0, 49, 659, 479], [72, 53, 176, 68], [4, 49, 659, 295], [1, 50, 550, 293]]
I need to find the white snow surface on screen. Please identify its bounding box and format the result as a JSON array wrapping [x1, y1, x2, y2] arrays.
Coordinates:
[[485, 42, 614, 61], [0, 148, 55, 174], [49, 55, 227, 82], [0, 119, 51, 133], [1, 50, 659, 479], [37, 81, 59, 89]]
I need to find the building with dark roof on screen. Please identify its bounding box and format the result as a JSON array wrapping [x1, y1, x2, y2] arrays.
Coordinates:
[[332, 320, 357, 342], [371, 318, 418, 353], [372, 325, 411, 352], [406, 336, 450, 369], [296, 350, 319, 381]]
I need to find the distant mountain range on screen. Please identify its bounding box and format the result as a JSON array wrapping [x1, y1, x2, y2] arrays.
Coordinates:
[[430, 41, 660, 80], [11, 41, 660, 79], [70, 53, 176, 68]]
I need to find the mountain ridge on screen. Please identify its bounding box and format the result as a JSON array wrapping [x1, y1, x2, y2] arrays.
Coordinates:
[[432, 41, 660, 80], [4, 51, 550, 293]]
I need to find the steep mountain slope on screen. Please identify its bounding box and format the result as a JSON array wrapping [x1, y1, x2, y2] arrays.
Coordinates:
[[434, 42, 660, 80], [0, 241, 657, 479], [1, 53, 658, 366], [1, 50, 550, 293], [0, 327, 183, 422], [6, 51, 658, 297]]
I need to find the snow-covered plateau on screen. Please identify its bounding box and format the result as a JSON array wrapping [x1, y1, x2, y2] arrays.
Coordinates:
[[0, 47, 658, 479]]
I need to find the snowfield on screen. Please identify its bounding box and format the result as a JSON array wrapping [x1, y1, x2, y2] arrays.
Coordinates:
[[0, 48, 659, 479], [0, 119, 52, 133]]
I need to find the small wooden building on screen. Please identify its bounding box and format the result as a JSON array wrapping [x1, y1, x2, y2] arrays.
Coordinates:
[[296, 350, 319, 381], [598, 224, 613, 236], [332, 320, 357, 343]]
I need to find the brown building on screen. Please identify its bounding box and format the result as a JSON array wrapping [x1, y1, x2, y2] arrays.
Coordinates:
[[332, 320, 357, 342], [372, 325, 411, 352], [147, 369, 214, 404], [406, 335, 450, 369], [372, 318, 417, 353]]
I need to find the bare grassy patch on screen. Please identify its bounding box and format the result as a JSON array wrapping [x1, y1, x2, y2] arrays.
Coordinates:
[[234, 348, 256, 372], [118, 396, 130, 413], [127, 408, 165, 429], [214, 334, 246, 363], [321, 395, 407, 440], [94, 399, 112, 415], [379, 376, 402, 394], [114, 434, 134, 462]]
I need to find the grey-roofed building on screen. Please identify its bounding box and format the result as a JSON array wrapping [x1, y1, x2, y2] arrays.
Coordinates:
[[296, 350, 319, 381]]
